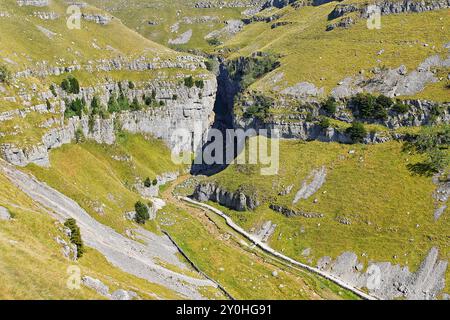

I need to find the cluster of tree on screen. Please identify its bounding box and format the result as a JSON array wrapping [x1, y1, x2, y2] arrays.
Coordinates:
[[350, 93, 409, 121], [144, 177, 158, 188], [243, 93, 274, 121], [346, 122, 368, 143], [228, 53, 281, 90], [64, 218, 84, 258], [61, 76, 80, 94], [0, 64, 11, 84], [184, 76, 204, 89], [404, 125, 449, 175], [64, 97, 86, 119]]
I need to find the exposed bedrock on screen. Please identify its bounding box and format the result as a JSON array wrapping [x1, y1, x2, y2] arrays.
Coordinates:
[[318, 247, 448, 300], [0, 78, 217, 167], [192, 181, 259, 211]]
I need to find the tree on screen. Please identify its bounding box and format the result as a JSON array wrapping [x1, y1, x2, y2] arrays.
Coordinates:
[[322, 97, 337, 115], [90, 96, 102, 115], [130, 97, 141, 111], [64, 218, 84, 258], [404, 125, 450, 175], [184, 76, 194, 88], [135, 201, 150, 224], [128, 81, 135, 89], [107, 94, 120, 113], [318, 116, 331, 129], [195, 79, 204, 89], [144, 177, 152, 188], [0, 64, 10, 83], [346, 122, 367, 143]]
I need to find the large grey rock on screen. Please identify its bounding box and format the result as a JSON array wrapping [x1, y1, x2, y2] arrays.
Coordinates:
[[0, 206, 11, 220], [318, 247, 448, 300], [192, 182, 259, 211], [293, 166, 327, 203]]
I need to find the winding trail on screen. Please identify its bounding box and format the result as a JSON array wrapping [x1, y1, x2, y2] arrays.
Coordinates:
[[180, 196, 377, 301]]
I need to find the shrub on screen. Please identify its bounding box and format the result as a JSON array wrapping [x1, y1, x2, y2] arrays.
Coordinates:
[[144, 177, 152, 188], [135, 201, 150, 224], [64, 98, 85, 119], [346, 122, 367, 143], [144, 95, 153, 106], [61, 76, 80, 94], [207, 37, 222, 46], [46, 99, 52, 111], [322, 97, 337, 115], [172, 94, 178, 100], [107, 94, 120, 113], [159, 100, 165, 106], [351, 93, 388, 121], [130, 97, 141, 111], [392, 101, 409, 114], [184, 76, 194, 88], [90, 96, 102, 115], [195, 79, 204, 89], [75, 127, 85, 143], [128, 81, 135, 89], [117, 92, 130, 111], [318, 116, 331, 129], [64, 218, 84, 258], [243, 94, 273, 120], [0, 64, 11, 83], [50, 84, 57, 97]]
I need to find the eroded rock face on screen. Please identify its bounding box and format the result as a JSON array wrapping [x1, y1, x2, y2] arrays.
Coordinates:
[[0, 77, 217, 167], [16, 0, 49, 7], [318, 247, 448, 300], [192, 182, 259, 211]]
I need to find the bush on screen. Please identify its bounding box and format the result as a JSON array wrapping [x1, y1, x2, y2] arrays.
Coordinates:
[[50, 84, 57, 97], [135, 201, 150, 224], [128, 81, 135, 89], [144, 177, 152, 188], [130, 97, 141, 111], [0, 64, 11, 83], [64, 98, 85, 119], [322, 97, 337, 115], [75, 127, 85, 143], [61, 76, 80, 94], [195, 80, 204, 89], [346, 122, 367, 143], [107, 94, 120, 113], [392, 101, 409, 114], [318, 116, 331, 129], [243, 94, 273, 120], [172, 94, 178, 100], [207, 37, 222, 46], [184, 76, 194, 88], [64, 218, 84, 258], [46, 99, 52, 111], [90, 96, 102, 115], [351, 93, 388, 121], [144, 94, 153, 106]]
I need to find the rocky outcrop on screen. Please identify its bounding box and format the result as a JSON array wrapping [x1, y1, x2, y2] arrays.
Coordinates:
[[293, 166, 327, 203], [17, 0, 49, 6], [81, 276, 139, 300], [192, 182, 259, 211], [0, 206, 12, 220], [1, 77, 217, 167], [329, 0, 450, 21], [433, 174, 449, 221], [318, 247, 448, 300], [169, 29, 193, 45], [82, 13, 111, 25], [269, 204, 324, 218]]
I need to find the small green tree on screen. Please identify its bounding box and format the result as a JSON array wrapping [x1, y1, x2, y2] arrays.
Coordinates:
[[0, 64, 10, 83], [195, 79, 204, 89], [69, 76, 80, 94], [130, 97, 141, 111], [346, 122, 367, 143], [107, 94, 120, 113], [135, 201, 150, 224], [90, 96, 102, 115], [322, 97, 337, 115], [128, 81, 135, 89], [318, 116, 331, 129], [64, 218, 84, 258], [75, 127, 85, 143], [144, 177, 152, 188], [50, 84, 57, 97], [184, 76, 194, 88]]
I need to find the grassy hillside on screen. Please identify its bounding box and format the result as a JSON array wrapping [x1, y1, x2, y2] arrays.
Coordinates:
[[220, 1, 450, 101], [0, 165, 184, 300], [85, 0, 257, 52], [18, 133, 356, 299], [200, 138, 450, 293]]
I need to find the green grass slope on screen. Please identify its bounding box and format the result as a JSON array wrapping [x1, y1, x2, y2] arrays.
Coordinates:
[[200, 138, 450, 294], [220, 1, 450, 101]]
